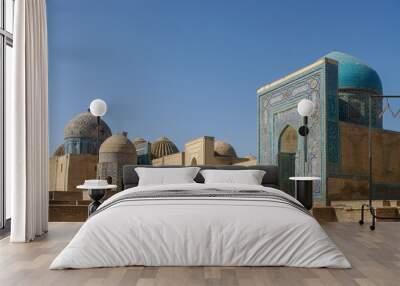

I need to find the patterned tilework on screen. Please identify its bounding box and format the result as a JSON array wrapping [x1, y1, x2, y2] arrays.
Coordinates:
[[327, 122, 340, 164], [258, 64, 326, 201], [338, 92, 383, 128], [64, 138, 98, 155], [325, 63, 340, 168]]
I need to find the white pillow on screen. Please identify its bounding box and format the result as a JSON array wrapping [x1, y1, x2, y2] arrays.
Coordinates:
[[200, 169, 266, 185], [135, 167, 200, 186]]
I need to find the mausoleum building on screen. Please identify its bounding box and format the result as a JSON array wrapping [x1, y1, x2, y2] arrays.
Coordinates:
[[257, 51, 400, 205]]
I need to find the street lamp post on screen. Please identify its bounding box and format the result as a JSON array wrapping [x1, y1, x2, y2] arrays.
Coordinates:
[[297, 99, 315, 175]]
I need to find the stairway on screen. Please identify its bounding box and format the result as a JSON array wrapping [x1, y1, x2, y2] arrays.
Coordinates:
[[49, 190, 116, 222]]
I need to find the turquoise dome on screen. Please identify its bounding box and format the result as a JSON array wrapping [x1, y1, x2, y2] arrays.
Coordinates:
[[325, 51, 383, 94]]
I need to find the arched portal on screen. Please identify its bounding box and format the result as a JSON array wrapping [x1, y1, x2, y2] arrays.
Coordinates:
[[278, 126, 298, 196], [190, 157, 197, 166]]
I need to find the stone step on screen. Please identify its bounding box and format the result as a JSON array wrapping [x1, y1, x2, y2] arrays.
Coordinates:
[[312, 207, 337, 222], [49, 205, 88, 222], [49, 191, 83, 201], [49, 191, 118, 222], [376, 207, 400, 222], [49, 190, 118, 203], [50, 200, 91, 206]]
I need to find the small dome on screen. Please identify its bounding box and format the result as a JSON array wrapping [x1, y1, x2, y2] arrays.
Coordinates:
[[214, 140, 237, 158], [151, 136, 179, 159], [53, 144, 65, 156], [100, 132, 137, 154], [325, 51, 383, 94], [64, 112, 112, 141]]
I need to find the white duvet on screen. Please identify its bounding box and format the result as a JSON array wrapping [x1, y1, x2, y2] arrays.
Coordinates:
[[50, 183, 351, 269]]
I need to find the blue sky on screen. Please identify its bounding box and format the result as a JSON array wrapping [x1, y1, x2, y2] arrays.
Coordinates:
[[47, 0, 400, 155]]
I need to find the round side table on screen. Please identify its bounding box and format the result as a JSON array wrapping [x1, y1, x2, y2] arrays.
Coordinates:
[[289, 177, 321, 210], [77, 183, 117, 215]]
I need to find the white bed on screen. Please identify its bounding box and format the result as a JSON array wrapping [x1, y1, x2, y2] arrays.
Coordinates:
[[50, 183, 351, 269]]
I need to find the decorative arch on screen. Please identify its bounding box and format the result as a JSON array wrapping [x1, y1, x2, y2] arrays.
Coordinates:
[[271, 107, 302, 165], [278, 125, 298, 196], [258, 70, 323, 202], [190, 157, 197, 166], [279, 125, 298, 154]]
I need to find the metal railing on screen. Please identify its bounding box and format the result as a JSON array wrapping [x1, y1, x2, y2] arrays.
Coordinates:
[[359, 95, 400, 230]]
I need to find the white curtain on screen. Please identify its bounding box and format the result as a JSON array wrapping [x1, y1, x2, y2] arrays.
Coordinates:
[[9, 0, 49, 242]]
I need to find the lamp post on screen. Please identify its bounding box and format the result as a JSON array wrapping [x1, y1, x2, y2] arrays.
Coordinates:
[[89, 99, 107, 167], [297, 99, 314, 175]]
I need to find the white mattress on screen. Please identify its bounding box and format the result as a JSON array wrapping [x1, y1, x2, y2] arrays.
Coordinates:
[[50, 183, 351, 269]]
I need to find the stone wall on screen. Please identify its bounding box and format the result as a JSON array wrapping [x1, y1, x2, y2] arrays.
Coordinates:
[[184, 136, 215, 166], [98, 151, 137, 190], [233, 158, 257, 166], [97, 162, 119, 188], [49, 154, 98, 192], [327, 122, 400, 201], [152, 152, 185, 166], [151, 136, 253, 167], [330, 200, 400, 222]]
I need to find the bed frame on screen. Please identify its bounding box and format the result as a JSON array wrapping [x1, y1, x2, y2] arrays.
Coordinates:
[[122, 165, 280, 190]]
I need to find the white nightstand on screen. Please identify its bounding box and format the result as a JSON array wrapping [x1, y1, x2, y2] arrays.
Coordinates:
[[77, 180, 117, 215]]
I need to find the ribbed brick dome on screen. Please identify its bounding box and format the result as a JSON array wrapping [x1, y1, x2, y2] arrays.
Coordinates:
[[151, 136, 179, 159]]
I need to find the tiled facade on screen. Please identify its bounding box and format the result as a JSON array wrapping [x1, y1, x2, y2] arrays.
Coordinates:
[[257, 58, 334, 204], [135, 141, 152, 165], [257, 52, 400, 205]]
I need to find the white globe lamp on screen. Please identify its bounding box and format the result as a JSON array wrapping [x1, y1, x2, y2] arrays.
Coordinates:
[[297, 99, 314, 117], [89, 99, 108, 167], [90, 99, 107, 117]]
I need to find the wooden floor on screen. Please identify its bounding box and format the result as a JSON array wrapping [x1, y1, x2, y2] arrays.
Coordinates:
[[0, 222, 399, 286]]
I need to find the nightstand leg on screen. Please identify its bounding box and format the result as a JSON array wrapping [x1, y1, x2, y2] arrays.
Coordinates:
[[296, 181, 313, 210], [87, 189, 106, 216], [88, 201, 101, 216]]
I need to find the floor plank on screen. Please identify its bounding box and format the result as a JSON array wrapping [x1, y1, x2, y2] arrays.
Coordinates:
[[0, 222, 399, 286]]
